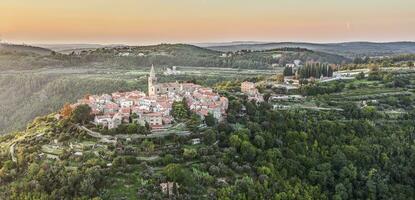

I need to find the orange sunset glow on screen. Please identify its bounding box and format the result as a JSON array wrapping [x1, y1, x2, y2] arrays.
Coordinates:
[[1, 0, 415, 44]]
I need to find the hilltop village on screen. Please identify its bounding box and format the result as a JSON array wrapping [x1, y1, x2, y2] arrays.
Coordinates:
[[69, 65, 228, 129]]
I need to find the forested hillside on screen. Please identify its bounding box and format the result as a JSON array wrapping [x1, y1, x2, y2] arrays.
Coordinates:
[[81, 44, 348, 68], [0, 43, 349, 71]]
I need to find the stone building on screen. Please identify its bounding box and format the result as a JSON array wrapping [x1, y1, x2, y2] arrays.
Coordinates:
[[148, 65, 201, 96]]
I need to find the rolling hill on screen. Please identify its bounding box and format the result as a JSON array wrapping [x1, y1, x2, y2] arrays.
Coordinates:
[[83, 43, 349, 68], [203, 42, 415, 58], [0, 43, 53, 56]]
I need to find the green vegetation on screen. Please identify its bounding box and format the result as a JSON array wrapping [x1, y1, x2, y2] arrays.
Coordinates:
[[0, 66, 414, 199], [70, 105, 93, 124], [1, 43, 415, 199], [298, 63, 334, 78], [171, 100, 191, 121]]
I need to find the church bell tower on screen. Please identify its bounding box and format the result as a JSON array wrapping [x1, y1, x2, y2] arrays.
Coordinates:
[[148, 65, 157, 96]]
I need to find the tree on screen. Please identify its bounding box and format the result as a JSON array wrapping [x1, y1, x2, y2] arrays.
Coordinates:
[[142, 140, 155, 152], [183, 148, 197, 160], [283, 67, 293, 76], [203, 129, 216, 145], [229, 135, 242, 149], [137, 125, 150, 135], [112, 156, 127, 168], [171, 100, 190, 120], [163, 164, 185, 182], [60, 103, 73, 118], [253, 135, 265, 149], [70, 104, 92, 124], [356, 72, 365, 80], [276, 74, 285, 83], [240, 141, 257, 161], [368, 65, 380, 72], [205, 113, 216, 126], [126, 123, 138, 134]]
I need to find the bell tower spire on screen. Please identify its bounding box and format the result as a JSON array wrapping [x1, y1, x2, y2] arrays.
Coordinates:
[[148, 64, 157, 96], [150, 64, 156, 77]]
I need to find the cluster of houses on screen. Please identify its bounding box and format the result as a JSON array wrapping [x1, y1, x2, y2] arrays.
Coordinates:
[[285, 59, 303, 68], [69, 65, 228, 130], [163, 66, 182, 76], [241, 81, 264, 102]]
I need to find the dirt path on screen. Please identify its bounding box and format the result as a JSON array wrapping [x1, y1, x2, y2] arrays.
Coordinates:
[[10, 143, 17, 163], [76, 125, 117, 145]]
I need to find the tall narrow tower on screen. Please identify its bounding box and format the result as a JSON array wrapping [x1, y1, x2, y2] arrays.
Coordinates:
[[148, 64, 157, 96]]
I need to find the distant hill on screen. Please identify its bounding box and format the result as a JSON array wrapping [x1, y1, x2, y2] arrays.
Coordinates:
[[193, 41, 266, 47], [35, 43, 127, 54], [0, 43, 53, 56], [124, 43, 221, 56], [203, 42, 415, 58], [0, 43, 349, 71], [84, 43, 348, 68]]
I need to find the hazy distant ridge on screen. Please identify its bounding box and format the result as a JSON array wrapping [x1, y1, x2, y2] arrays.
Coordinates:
[[201, 41, 415, 57]]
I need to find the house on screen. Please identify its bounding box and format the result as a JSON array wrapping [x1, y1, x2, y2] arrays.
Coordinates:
[[272, 54, 282, 59], [140, 112, 163, 127], [293, 59, 302, 66], [109, 113, 122, 129], [118, 52, 131, 57], [164, 66, 182, 75], [273, 104, 291, 110], [119, 107, 131, 122], [247, 93, 264, 103], [98, 94, 112, 104], [241, 81, 264, 103], [120, 98, 134, 108], [103, 102, 119, 114], [191, 138, 201, 145], [94, 115, 112, 127], [241, 81, 256, 94], [285, 63, 295, 68]]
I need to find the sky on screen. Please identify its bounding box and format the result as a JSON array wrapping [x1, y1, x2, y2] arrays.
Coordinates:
[[1, 0, 414, 45]]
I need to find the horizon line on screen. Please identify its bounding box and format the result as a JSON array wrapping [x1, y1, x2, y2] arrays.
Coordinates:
[[2, 40, 415, 46]]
